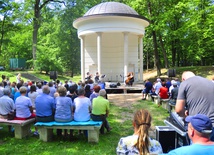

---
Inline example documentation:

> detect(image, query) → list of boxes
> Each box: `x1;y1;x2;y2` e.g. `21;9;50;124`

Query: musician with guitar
125;72;134;86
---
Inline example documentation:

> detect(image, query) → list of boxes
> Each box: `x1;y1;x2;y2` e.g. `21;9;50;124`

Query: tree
32;0;65;61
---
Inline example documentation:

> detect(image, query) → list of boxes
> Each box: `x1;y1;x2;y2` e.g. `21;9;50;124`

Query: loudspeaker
156;126;176;153
167;69;176;77
50;71;57;80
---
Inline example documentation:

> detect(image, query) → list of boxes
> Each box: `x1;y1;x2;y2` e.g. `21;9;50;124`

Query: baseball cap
185;114;213;133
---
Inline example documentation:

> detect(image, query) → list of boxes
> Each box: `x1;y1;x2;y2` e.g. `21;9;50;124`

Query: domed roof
84;2;139;17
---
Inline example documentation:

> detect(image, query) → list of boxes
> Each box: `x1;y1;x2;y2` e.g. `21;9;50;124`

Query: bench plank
35;121;102;143
0;118;35;139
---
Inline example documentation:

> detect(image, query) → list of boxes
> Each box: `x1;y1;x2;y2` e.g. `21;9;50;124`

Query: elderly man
91;89;111;134
175;71;214;140
35;85;55;122
160;114;214;155
0;88;15;119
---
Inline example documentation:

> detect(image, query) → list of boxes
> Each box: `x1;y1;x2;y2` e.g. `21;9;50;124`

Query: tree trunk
148;0;161;76
32;0;41;61
171;40;176;67
159;34;169;68
152;31;161;76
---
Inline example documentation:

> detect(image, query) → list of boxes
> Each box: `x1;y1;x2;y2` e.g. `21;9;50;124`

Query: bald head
182;71;195;81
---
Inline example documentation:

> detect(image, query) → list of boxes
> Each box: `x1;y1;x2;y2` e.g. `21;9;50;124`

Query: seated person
159;82;169;100
15;86;35;120
35;85;55;122
84;85;92;98
0;88;15;119
28;85;39;109
125;72;134;86
66;86;78;102
73;88;91;122
89;85;101;103
54;86;73;122
160;114;214;155
15;86;38;135
94;72;100;83
91;89;111;134
169;81;178;106
150;79;162;101
116;109;163;154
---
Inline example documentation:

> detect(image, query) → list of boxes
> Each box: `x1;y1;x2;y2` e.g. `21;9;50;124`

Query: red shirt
159;87;169;99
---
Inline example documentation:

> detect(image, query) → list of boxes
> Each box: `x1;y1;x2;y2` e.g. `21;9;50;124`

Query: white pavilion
73;2;149;83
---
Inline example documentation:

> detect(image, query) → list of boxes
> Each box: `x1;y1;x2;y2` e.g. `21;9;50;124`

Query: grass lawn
0;99;168;155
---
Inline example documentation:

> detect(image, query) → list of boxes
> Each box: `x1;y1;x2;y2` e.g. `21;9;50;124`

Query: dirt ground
108;93;156;138
108;93;142;108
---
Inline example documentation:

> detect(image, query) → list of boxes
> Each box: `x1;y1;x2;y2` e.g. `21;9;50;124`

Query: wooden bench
35;120;102;143
0;118;35;139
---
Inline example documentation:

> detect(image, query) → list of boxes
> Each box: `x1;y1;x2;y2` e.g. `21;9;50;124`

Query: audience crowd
1;71;214;154
0;73;110;137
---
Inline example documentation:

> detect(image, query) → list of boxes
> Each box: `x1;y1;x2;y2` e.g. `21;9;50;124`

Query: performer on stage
125;72;134;86
85;72;92;81
94;72;100;83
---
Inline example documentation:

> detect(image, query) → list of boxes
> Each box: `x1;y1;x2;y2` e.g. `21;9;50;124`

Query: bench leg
88;129;99;143
14;124;31;139
39;127;53;142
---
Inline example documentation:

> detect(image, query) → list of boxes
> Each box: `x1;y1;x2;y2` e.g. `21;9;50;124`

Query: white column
139;35;143;81
80;35;85;82
123;32;129;83
97;32;102;75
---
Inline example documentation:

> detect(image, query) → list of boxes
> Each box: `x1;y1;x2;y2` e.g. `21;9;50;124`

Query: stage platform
105;82;144;94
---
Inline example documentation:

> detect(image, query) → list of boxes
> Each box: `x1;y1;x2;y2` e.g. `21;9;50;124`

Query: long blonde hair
133;109;151;155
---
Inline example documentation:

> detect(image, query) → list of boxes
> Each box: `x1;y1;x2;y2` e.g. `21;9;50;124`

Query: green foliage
0;0;214;73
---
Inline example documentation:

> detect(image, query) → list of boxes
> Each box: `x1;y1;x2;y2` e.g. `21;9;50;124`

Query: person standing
142;79;153;100
16;73;21;84
160;114;214;155
175;71;214;141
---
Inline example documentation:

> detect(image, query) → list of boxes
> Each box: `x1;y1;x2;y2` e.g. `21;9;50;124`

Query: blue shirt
160;143;214;155
15;96;32;118
14;92;21;101
0;95;15;115
35;93;55;117
49;86;56;97
145;81;153;92
54;96;73;121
